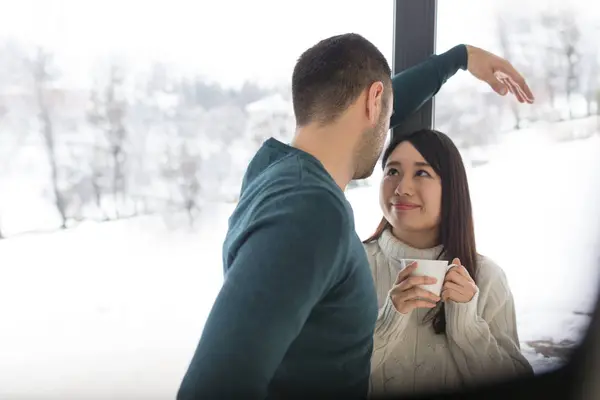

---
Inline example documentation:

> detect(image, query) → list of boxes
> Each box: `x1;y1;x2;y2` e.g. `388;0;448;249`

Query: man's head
292;33;393;180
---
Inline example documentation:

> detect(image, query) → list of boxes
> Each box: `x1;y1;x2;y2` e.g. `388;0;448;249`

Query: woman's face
380;141;442;236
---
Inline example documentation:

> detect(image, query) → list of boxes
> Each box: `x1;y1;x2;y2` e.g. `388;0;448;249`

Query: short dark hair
291;33;392;126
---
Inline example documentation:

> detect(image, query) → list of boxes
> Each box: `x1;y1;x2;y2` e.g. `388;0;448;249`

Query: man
177;34;533;400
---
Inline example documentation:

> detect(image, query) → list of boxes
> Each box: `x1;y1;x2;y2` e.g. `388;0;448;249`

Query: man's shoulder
255;157;349;215
264;153;338;187
269;182;351;229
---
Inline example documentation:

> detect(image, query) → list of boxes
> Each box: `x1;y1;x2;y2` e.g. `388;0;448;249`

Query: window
434;0;600;373
0;1;393;398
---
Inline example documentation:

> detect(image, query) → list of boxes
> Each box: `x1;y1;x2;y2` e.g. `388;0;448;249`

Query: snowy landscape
0;121;599;399
0;0;599;398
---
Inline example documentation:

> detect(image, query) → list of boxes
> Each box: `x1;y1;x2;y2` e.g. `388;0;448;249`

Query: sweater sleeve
390;44;468;129
445;260;533;386
364;247;412;373
176;190;349;400
370;291;412;372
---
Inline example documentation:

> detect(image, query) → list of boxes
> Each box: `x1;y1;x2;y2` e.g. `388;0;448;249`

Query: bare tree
162;142;202;227
542;47;560;113
87;63;129;219
31;47;68;229
496;15;523;129
560;16;582;120
90;144;110;220
162;101;206;226
583;51;599;117
541;11;582;120
86;89;111;219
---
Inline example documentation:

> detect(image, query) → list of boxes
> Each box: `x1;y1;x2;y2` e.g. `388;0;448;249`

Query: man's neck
291;122;359;191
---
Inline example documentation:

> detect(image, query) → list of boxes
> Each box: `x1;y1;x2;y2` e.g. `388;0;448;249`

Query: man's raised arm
390;44;534;129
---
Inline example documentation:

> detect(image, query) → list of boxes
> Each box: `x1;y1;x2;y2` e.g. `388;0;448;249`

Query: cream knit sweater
365;228;533;396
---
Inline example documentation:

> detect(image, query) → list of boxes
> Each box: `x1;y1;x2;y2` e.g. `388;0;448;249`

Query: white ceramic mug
400;259;452;296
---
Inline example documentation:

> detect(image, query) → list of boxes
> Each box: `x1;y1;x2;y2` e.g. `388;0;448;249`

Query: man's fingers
488;76;509;97
494;69;535;103
520;80;535;103
504;67;534;103
489;72;525;102
502;76;526;103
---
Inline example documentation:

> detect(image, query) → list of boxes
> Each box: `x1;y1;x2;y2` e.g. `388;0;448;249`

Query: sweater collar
377;227;445;263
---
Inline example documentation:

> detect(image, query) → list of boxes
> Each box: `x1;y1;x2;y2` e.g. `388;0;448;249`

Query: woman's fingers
407;299;437;309
394;285;441;303
445;267;472;284
396;261;446;285
442;281;467;296
397;274;438;291
395;261;417;284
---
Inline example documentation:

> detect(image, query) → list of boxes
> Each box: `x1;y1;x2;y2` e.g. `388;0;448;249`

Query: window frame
392;0;437;140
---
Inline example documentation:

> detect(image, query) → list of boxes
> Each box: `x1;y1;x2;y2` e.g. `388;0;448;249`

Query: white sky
0;0;594;88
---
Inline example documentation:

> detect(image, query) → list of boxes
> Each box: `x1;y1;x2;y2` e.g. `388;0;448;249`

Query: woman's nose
394;176;414;196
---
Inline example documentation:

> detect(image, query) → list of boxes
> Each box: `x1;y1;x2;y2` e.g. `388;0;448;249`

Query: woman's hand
442;258;478;303
391;262;441;314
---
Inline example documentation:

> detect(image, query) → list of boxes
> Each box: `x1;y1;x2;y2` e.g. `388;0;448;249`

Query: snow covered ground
0;131;599;399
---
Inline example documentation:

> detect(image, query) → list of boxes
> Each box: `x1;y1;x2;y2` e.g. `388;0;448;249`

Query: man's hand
466;45;535;104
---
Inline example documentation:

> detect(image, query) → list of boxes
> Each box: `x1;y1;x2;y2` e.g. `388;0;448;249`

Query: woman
364;129;533;396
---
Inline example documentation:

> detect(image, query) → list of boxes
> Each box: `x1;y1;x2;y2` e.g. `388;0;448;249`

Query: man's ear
366;81;385;125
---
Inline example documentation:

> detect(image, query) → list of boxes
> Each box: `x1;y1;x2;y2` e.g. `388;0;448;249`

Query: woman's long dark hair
364;129;478;335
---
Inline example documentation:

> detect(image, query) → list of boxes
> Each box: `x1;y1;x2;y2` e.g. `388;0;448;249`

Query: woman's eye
415;169;431;178
386;168;399;176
